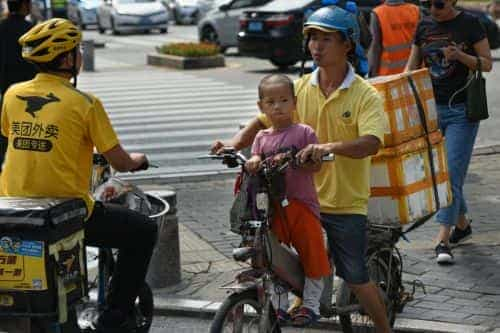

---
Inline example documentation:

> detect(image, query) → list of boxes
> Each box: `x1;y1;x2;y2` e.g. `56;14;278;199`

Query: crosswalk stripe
115;117;251;133
103;95;257;111
108;103;256;118
79;69;253;179
110;110;256;125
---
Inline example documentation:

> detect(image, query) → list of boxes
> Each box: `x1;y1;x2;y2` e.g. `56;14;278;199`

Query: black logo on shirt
342;111;351;118
16;93;60;118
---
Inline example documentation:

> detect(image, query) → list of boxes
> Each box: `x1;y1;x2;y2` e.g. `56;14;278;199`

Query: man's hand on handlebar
297;143;334;164
130;153;149;172
211;140;233;155
245;155;262;174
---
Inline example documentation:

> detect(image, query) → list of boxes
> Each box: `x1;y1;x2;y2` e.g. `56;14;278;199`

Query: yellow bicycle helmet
19;18;81;63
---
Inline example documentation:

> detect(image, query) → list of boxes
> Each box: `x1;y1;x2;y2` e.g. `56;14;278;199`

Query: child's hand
272;153;287;165
245;156;262;174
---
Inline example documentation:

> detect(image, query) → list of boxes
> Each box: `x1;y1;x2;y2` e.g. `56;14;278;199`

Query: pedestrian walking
0;0;37;168
213;6;392;333
368;0;420;76
406;0;492;264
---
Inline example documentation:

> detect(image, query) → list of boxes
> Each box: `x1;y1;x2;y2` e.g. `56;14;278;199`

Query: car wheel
111;17;120;35
270;57;298;70
97;18;105;33
201;25;220;45
160;27;167;33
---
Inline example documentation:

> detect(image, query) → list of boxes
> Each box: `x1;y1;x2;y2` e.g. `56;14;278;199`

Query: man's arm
405;45;422;71
297;135;381;163
102;144;147;172
211;117;265;153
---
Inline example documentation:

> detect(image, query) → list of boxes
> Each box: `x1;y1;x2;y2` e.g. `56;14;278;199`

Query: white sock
302;277;324;315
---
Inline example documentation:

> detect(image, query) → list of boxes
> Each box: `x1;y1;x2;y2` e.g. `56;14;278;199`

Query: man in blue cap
212;6;391;332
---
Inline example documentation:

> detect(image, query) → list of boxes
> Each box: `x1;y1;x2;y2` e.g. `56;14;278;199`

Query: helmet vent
53;38;67;42
67;32;78;37
25;35;51;48
32;48;50;57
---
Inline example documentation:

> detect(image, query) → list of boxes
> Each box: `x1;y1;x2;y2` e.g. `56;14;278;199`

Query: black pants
85;202;158;314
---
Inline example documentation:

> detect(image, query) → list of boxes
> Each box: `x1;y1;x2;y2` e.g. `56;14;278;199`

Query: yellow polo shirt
0;73;119;216
258;66;385;215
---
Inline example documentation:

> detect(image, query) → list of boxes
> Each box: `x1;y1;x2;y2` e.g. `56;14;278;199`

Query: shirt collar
35;73;72;84
309;63;356;90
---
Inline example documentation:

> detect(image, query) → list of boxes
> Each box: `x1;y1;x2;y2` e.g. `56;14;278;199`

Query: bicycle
202;148;422;333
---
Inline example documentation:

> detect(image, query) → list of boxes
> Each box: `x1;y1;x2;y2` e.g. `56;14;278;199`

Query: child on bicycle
245;74;331;327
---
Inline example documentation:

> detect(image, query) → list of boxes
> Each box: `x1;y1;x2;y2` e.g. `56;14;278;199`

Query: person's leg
287;201;330;316
321;214;391;333
85;203;158;317
435;104;478;247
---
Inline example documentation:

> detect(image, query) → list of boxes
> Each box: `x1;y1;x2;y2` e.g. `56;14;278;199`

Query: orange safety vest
373;3;420;75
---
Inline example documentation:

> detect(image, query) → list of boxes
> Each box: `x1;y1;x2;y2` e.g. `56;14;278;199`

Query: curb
151;296;489;333
472;144;500;156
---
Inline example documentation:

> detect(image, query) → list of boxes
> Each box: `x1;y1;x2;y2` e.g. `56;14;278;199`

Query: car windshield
118;0;157;4
258;0;317;10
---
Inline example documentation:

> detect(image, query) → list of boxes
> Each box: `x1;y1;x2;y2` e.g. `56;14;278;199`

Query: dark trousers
85;202;158;314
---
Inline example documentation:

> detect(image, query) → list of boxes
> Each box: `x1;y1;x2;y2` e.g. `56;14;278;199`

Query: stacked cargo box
368;69;452;226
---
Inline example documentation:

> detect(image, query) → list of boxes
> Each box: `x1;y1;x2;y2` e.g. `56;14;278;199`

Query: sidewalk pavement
140;151;500;333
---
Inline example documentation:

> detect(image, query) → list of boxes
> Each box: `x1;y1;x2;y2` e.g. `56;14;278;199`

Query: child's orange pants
271;199;331;279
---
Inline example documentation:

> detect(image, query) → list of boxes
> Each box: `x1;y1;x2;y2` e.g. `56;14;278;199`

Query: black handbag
465;57;489;122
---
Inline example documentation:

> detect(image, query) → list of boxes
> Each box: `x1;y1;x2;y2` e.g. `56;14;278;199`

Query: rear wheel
210;289;280;333
270;57;298;70
111;18;120;35
336;254;397;332
201;25;221;47
160;27;167;33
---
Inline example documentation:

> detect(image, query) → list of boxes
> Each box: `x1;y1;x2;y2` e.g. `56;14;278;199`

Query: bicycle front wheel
209;289;280;333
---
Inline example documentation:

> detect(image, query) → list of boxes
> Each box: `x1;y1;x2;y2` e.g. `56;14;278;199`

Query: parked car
197;0;272;52
238;0;321;69
163;0;213;24
68;0;100;28
97;0;169;34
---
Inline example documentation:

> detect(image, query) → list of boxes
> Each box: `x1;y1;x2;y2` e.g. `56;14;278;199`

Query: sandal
291;306;319;327
276;309;291;325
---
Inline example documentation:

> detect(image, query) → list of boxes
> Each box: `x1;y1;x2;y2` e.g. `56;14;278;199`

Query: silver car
97;0;169;34
197;0;271;52
68;0;100;29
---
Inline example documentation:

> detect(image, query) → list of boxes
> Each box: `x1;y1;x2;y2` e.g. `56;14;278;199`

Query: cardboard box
369;131;452;225
369;68;438;147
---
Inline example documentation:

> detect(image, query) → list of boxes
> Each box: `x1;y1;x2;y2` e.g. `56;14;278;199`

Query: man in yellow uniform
212;6;391;332
1;18;157;333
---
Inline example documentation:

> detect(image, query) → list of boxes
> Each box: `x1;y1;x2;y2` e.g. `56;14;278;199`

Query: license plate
248;21;263;32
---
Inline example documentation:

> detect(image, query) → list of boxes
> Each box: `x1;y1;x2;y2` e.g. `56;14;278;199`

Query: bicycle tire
209;289;280;333
335;255;396;333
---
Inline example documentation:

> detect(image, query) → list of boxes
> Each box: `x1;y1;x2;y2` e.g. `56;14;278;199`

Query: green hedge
156;42;220;57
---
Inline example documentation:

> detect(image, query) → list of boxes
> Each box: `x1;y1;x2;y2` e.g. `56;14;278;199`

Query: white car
67;0;100;29
197;0;272;52
97;0;169;34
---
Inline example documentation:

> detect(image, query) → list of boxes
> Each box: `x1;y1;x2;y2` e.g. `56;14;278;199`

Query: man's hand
211;140;232;155
130;152;148;171
298;143;333;164
245;155;262;174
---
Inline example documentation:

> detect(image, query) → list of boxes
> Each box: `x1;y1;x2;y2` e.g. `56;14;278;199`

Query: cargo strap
404;76;441;234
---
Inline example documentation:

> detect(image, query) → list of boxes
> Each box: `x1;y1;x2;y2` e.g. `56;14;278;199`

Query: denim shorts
320;213;369;284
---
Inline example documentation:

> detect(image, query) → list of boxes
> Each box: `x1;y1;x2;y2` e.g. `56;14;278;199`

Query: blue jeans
436;103;479;226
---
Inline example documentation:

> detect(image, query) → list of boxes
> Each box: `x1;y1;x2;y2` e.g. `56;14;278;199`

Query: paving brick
414;301;460;312
437;289;483;300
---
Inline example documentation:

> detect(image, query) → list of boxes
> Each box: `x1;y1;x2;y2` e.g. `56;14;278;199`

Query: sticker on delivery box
0;237;43;257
